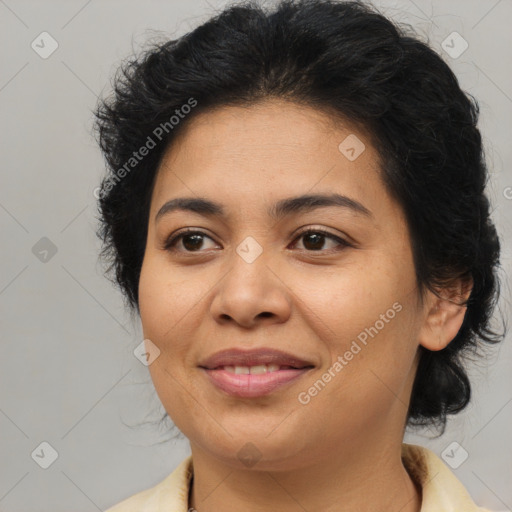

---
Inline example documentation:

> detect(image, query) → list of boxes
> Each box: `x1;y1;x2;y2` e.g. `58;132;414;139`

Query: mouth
198;347;315;370
198;348;315;398
210;363;308;374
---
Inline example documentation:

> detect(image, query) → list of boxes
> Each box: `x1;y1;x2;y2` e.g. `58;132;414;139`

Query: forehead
149;99;400;228
166;99;369;159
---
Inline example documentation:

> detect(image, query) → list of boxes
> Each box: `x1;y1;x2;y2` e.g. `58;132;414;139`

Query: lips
198;348;315;370
198;348;315;398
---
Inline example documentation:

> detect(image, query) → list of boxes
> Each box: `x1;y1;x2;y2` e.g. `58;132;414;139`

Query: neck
188;436;421;512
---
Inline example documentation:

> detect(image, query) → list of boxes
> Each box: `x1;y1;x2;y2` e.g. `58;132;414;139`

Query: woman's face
138;99;433;469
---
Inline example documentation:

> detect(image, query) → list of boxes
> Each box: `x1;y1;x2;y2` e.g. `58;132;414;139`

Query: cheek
298;258;419;398
298;258;402;347
138;255;207;342
138;258;206;432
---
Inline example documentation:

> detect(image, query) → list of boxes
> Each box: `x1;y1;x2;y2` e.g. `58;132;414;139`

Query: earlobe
418;277;473;352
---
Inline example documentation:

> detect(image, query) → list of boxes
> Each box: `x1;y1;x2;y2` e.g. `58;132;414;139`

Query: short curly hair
94;0;505;432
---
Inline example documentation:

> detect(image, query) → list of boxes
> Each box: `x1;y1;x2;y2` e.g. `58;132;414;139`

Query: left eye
163;228;350;253
290;228;350;252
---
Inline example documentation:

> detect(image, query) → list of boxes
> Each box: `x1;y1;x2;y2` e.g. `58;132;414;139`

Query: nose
209;247;292;329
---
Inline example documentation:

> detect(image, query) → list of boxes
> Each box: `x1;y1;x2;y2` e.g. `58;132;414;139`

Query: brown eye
163;227;350;254
164;230;218;252
291;229;350;252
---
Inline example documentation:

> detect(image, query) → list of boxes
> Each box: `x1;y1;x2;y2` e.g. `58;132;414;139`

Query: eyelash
163;227;351;254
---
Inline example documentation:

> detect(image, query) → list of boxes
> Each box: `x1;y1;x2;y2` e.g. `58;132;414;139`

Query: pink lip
198;348;315;398
201;367;312;398
198;348;314;370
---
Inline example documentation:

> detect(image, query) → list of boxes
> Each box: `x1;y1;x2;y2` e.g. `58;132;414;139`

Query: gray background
1;0;511;510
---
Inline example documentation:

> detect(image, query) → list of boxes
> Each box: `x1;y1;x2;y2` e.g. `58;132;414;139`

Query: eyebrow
155;193;373;223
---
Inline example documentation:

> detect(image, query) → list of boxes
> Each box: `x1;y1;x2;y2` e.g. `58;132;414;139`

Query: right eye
163;229;219;253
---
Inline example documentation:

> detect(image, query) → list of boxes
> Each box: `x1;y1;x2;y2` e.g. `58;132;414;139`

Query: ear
417;277;473;351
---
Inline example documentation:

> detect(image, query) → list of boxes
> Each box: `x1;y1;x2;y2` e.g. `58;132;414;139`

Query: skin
138;99;471;512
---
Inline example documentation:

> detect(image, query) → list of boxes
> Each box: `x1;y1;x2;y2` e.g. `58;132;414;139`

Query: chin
188;419;318;471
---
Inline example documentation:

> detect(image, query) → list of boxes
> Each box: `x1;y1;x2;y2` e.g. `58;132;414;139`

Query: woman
95;0;505;510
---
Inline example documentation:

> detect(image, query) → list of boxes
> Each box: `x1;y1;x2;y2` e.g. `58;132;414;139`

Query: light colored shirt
105;443;493;511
